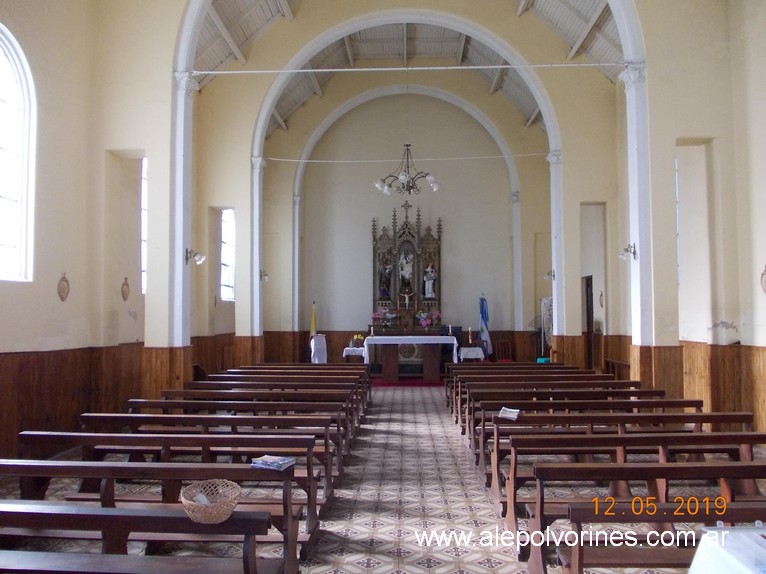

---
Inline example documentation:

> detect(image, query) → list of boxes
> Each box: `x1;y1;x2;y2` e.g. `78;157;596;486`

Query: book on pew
250;455;297;470
498;407;521;421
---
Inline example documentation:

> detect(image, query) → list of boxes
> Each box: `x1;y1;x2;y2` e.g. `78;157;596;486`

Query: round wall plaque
57;273;70;302
121;277;130;301
760;266;766;295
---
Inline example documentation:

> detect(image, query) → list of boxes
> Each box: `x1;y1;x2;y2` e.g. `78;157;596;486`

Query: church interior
1;1;765;572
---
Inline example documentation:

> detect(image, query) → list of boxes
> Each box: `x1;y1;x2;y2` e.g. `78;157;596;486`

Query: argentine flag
479;296;493;356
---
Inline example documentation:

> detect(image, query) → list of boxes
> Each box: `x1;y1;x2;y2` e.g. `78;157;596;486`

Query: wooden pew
126;398;350;466
457;379;644;431
159;388;361;437
495;430;766;539
0;502;274;574
561;500;766;573
0;458;291;573
203;373;369;410
527;461;766;574
444;363;577;407
17;432;318;565
76;413;335;501
470;397;704;479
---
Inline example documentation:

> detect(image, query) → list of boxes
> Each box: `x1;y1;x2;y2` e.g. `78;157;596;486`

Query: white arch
288;84;523;330
171;1;649;347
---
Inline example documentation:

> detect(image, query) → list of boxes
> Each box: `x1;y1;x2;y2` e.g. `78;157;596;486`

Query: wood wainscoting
191;334;235;378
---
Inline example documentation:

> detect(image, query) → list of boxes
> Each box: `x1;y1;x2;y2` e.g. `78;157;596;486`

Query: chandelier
374;144;439;195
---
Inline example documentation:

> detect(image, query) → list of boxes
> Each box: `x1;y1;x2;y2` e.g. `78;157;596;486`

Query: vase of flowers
416;310;441;331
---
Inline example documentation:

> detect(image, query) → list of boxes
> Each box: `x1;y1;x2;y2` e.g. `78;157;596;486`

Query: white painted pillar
146;72;196;347
547;150;565;335
620;63;659;345
249;156;266;337
511;189;525;330
292;194;301;332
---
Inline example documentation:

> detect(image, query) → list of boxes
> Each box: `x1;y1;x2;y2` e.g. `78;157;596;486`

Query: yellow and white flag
310;300;317;337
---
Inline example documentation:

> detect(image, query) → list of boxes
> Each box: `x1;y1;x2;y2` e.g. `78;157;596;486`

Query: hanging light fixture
374;144;439;195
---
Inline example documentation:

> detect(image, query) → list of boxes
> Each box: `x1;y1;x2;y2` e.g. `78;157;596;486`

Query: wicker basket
180;479;241;524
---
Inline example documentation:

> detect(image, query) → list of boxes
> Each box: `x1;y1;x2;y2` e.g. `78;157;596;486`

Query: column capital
173;72;199;97
546;150;562;165
619;63;646;90
251;156;267;172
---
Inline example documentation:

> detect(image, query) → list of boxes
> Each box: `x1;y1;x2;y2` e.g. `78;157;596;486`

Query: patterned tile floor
2;386;761;573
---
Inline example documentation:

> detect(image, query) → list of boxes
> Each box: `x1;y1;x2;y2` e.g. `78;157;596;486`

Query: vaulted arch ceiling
193;0;623;137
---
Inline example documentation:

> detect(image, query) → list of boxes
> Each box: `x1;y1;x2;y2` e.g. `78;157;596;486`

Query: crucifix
401;200;412;220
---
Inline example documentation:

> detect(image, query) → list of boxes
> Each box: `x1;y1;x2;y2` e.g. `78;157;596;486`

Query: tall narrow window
140;157;148;294
0;24;36;281
220;209;235;301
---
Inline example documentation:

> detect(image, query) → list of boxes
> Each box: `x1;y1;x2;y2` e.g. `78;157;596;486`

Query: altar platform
363;335;458;383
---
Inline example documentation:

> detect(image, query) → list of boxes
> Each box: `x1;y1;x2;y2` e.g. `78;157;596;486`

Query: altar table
363;335;458;382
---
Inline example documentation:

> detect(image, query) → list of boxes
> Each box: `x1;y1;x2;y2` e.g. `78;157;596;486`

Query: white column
292;194;301;332
146;72;196;347
511;189;525;330
547;150;565;336
620;63;660;346
249;156;266;337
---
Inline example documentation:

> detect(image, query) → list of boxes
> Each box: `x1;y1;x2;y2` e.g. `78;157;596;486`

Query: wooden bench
495;430;766;537
458;381;649;432
76;414;334;500
527;461;766;574
0;459;292;573
126;398;351;465
560;500;766;574
444;363;577;408
16;432;316;565
470;397;703;479
159;388;361;437
204;373;369;410
0;501;274;574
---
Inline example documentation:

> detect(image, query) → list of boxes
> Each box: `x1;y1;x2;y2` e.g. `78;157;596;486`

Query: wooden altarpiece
371;201;442;331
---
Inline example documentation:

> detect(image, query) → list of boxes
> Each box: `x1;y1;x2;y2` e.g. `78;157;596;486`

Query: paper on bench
499;407;520;421
251;455;297;470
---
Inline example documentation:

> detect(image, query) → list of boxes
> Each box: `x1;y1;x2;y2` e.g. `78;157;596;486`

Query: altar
364;335;458;382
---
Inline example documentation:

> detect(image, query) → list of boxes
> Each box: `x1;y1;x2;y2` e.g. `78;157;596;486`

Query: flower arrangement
351;333;365;348
416;310;441;328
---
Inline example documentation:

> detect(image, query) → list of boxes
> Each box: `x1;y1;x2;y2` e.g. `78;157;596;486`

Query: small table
342;347;365;362
459;346;485;362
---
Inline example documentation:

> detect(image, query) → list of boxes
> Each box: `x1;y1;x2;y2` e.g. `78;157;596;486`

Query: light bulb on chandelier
374;144;439;196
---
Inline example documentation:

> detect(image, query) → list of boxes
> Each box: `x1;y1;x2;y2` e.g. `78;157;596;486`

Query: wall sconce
619;243;637;261
185;249;206;266
260;270;270;282
543;270;555;281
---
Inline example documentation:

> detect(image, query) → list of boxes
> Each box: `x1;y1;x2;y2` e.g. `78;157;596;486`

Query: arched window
0;24;36;281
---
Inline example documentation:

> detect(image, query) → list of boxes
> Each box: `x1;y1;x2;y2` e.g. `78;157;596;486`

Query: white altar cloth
459;346;485;362
363;335;458;364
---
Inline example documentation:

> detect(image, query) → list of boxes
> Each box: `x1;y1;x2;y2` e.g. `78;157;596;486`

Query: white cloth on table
688;528;766;574
459;347;485;362
362;335;458;364
342;346;365;358
310;334;327;364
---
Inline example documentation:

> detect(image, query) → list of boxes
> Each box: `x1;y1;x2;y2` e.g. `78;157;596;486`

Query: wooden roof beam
344;36;355;67
456;33;466;65
489;62;505;94
567;0;608;60
272;109;287;131
208;6;246;64
525;108;541;128
306;64;323;98
517;0;534;17
276;0;294;21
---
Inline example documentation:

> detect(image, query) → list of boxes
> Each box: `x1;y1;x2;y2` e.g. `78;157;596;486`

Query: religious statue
378;254;392;300
423;263;437;299
398;248;414;289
